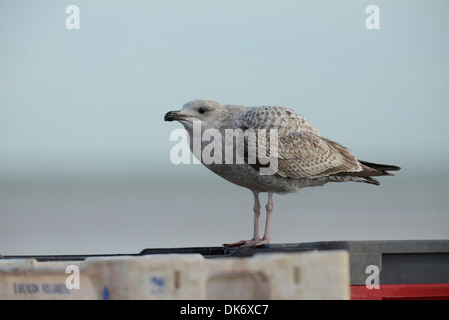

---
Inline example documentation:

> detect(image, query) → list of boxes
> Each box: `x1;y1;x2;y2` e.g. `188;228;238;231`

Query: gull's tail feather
333;160;401;185
358;160;401;175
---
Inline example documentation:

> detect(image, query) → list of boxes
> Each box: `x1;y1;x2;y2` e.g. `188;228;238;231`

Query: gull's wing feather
234;106;362;178
234;106;319;136
275;132;362;178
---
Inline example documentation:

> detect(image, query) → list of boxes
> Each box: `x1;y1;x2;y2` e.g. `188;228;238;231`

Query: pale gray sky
1;0;448;181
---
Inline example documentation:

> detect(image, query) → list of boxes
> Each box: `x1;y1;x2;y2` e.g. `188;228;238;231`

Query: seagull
164;100;400;248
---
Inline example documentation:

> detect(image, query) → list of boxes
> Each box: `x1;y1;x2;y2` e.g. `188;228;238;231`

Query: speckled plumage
165;99;400;247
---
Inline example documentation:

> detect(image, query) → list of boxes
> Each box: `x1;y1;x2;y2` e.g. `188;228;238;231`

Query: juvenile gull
164;100;400;248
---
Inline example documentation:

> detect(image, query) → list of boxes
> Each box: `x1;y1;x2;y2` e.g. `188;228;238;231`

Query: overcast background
1;0;448;255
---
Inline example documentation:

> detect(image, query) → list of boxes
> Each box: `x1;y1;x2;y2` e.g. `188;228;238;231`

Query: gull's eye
198;107;206;114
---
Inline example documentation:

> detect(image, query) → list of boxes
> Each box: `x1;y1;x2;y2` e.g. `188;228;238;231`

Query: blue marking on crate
103;286;110;300
151;277;165;294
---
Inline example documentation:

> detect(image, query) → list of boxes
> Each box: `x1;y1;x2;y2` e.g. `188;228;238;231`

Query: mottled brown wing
234;106;362;178
275;132;362;178
234;106;319;135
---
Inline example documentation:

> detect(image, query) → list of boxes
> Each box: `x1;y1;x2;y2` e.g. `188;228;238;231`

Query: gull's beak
164;110;182;122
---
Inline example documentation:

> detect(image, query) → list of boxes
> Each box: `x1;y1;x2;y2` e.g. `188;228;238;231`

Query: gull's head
164;99;228;131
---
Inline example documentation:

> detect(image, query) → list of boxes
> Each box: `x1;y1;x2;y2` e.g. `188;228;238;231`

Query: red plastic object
351;283;449;300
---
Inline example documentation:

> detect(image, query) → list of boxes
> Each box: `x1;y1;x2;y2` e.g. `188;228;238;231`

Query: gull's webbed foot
223;237;269;248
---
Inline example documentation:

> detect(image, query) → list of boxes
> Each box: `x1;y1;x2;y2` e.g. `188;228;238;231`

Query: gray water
1;171;448;255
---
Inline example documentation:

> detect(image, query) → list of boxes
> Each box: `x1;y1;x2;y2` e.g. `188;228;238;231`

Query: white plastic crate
205;251;350;300
84;250;349;299
85;254;206;299
0;259;96;300
0;250;350;300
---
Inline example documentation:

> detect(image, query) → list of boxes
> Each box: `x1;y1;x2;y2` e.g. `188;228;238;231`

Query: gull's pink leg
251;190;261;241
223;190;261;247
223;191;273;248
255;192;273;247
